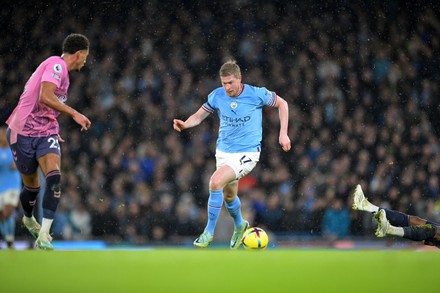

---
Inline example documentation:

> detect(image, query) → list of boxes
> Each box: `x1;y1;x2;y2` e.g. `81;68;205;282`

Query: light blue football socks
205;190;223;234
0;214;15;244
225;195;243;229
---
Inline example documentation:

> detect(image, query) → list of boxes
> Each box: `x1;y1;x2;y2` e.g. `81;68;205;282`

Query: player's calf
20;186;40;217
42;170;61;220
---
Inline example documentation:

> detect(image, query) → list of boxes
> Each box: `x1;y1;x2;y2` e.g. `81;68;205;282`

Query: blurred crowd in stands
1;0;440;244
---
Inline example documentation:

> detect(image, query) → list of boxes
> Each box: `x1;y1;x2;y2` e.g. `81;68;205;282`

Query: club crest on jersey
53;64;62;73
56;94;67;103
230;101;238;109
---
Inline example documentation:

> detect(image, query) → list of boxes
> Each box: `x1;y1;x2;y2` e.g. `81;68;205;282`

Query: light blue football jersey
202;84;277;153
0;147;21;192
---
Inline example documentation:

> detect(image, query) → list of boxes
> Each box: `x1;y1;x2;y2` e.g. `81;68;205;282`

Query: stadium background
1;0;440;248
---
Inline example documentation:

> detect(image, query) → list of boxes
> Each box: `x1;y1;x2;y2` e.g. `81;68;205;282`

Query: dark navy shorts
6;128;61;175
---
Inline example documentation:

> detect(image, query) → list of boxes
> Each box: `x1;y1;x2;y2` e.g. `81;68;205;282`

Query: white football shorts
215;149;260;180
0;189;20;210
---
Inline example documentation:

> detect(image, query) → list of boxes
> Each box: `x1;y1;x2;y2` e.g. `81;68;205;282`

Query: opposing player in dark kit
5;33;91;250
352;184;440;248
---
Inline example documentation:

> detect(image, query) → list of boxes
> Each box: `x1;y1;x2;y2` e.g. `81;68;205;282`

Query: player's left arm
273;95;291;152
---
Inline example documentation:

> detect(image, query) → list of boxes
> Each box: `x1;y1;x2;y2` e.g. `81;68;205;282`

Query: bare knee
21;173;40;188
435;228;440;241
223;193;236;203
409;215;427;226
209;176;224;191
1;205;14;218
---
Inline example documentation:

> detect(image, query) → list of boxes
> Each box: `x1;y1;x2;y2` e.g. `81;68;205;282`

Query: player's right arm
173;107;210;132
40;81;91;131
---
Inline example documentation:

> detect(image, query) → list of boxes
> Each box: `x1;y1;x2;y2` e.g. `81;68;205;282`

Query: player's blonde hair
219;60;241;78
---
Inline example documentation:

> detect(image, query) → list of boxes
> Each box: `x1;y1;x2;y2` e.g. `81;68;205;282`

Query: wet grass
0;248;438;292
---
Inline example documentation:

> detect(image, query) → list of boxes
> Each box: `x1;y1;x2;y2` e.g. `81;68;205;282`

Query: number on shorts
239;155;252;165
48;137;60;150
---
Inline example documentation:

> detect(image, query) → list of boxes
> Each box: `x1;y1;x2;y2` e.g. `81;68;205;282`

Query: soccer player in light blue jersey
174;60;291;248
0;127;22;249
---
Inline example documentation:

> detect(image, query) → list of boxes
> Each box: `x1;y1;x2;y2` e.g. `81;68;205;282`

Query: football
241;227;269;250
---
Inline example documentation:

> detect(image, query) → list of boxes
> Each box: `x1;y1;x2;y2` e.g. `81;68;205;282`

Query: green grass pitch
1;248;438;292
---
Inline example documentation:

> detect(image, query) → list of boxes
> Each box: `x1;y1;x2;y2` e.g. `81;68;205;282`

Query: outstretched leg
352;184;379;213
193;164;236;248
375;209;438;243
